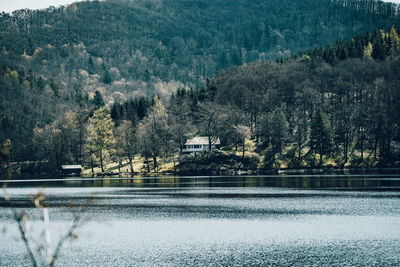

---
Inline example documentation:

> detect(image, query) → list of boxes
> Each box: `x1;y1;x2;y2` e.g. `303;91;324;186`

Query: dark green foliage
49;78;59;96
195;28;400;167
37;77;45;92
270;109;289;155
0;0;398;101
110;103;122;126
300;26;400;64
92;90;105;108
1;1;400;170
103;70;112;84
310;108;332;167
263;149;277;169
110;96;153;126
372;32;386;60
177;150;260;174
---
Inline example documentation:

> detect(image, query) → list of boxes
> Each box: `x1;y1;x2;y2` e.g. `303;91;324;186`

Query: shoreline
2;166;400;180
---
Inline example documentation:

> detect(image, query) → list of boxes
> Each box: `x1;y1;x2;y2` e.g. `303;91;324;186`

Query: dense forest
1;0;400;172
0;0;399;100
114;26;400;171
1;26;400;173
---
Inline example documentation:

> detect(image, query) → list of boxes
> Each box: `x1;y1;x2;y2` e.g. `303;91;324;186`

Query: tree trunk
145;155;150;172
173;156;176;175
242;138;245;160
90;153;94;174
254;113;258;140
79;129;83;165
319;142;323;167
319;152;323;167
100;150;104;172
297;130;302;161
153;156;158;172
128;157;134;174
360;135;364;162
250;113;254;136
343;130;349;164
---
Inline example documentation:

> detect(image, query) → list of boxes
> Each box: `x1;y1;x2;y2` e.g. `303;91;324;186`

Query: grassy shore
82;140;399;177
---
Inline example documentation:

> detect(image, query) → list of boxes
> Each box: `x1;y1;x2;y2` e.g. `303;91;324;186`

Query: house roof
61;165;82;169
185;136;221;145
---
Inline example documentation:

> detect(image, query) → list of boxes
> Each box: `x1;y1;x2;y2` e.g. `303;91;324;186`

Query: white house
182;136;221;153
61;165;82;175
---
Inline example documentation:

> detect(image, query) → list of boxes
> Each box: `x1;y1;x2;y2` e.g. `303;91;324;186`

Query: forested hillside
1;0;400;170
98;26;400;170
2;27;399;172
199;27;400;168
0;0;399;102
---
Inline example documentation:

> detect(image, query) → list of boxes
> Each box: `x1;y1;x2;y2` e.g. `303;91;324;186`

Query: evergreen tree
136;98;146;120
270;108;289;155
310;108;332;167
37;77;45;92
111;102;122;126
103;70;112;84
93;90;105;108
372;33;385;60
49;78;59;96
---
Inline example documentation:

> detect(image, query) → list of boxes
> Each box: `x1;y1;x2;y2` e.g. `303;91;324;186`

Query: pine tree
37;77;45;92
310;108;332;167
93;90;105;108
270;108;288;155
111;102;121;126
372;32;385;60
103;70;112;84
49;78;59;96
338;47;348;60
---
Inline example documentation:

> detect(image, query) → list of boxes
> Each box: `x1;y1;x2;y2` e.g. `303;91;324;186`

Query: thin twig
48;205;88;267
13;211;37;267
3;186;38;267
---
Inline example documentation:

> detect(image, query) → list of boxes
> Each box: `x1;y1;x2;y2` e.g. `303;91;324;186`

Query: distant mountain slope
0;0;399;103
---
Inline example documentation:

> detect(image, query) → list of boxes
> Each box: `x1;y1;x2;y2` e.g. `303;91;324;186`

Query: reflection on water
2;172;400;190
1;172;400;266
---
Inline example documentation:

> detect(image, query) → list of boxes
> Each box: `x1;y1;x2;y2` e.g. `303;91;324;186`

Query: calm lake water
1;172;400;266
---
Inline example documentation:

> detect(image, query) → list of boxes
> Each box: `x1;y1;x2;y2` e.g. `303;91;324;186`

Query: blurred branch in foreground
2;179;91;267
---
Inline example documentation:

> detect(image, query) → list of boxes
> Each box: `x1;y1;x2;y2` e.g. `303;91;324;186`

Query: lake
1;172;400;266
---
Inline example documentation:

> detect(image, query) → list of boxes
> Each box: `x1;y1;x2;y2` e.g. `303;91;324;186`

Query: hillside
2;27;399;171
1;0;400;166
204;27;400;168
0;0;399;102
115;26;400;172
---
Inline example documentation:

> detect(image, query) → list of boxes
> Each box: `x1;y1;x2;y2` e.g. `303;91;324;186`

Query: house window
194;145;201;149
